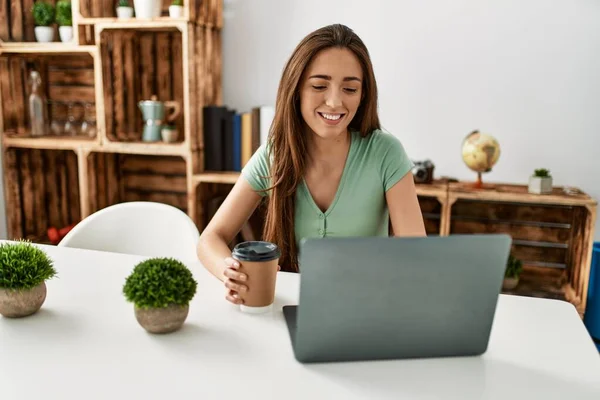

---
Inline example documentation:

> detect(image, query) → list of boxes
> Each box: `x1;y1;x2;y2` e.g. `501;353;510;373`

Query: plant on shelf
56;1;73;43
123;257;197;334
528;168;553;195
116;0;134;19
0;240;57;318
502;254;523;290
32;1;56;43
169;0;184;18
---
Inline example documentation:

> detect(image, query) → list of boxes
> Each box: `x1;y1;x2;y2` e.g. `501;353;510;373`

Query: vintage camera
412;160;435;184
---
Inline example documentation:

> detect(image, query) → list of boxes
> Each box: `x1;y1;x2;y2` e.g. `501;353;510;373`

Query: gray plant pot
134;304;189;334
0;282;47;318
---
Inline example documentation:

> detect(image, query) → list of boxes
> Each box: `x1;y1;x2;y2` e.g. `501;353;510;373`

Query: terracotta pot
134;304;189;333
0;282;47;318
502;277;519;290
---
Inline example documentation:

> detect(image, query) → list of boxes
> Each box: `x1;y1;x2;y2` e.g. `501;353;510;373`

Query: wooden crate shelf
2;147;80;241
0;51;100;140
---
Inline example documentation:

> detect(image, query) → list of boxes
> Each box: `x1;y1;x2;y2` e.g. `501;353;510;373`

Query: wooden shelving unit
0;0;223;244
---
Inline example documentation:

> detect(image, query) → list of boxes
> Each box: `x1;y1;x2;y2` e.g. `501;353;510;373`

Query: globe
461;130;501;188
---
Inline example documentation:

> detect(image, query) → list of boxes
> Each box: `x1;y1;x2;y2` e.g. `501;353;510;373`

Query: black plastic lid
232;241;281;262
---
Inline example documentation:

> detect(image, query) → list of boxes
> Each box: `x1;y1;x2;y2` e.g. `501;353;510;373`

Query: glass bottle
28;71;47;137
80;102;97;138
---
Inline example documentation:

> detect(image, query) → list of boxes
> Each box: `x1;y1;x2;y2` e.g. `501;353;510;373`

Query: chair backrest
58;202;200;262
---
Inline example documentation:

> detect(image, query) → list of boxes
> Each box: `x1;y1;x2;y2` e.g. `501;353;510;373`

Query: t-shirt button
318;214;324;219
318;229;324;235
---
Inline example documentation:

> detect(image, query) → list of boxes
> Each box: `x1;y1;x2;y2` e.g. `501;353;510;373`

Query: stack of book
203;105;275;171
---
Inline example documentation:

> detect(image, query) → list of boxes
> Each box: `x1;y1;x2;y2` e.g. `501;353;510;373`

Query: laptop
283;234;512;363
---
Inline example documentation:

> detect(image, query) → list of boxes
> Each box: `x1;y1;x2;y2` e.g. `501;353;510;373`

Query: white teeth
321;113;342;121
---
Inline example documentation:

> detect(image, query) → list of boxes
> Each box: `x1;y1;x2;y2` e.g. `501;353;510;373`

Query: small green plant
123;257;197;309
56;1;72;26
32;2;56;26
534;168;551;178
172;0;183;5
0;240;57;290
117;0;130;7
505;254;523;279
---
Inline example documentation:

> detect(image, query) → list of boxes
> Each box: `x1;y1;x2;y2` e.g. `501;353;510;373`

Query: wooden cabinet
420;181;597;317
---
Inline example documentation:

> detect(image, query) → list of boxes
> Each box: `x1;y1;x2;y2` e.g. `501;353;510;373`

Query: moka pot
138;95;180;142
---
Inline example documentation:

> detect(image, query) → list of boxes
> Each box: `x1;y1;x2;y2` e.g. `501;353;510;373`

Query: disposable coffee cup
231;241;280;314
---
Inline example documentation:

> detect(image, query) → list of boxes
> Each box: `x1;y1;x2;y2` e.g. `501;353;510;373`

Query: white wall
222;0;600;240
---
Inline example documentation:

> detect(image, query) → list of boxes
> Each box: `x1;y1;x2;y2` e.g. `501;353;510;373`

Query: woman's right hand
223;257;248;305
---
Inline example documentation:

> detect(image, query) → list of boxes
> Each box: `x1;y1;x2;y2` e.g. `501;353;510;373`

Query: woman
197;24;426;304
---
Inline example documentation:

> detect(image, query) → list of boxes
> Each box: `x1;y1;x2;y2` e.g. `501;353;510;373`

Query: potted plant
0;241;57;318
502;254;522;290
169;0;184;18
161;124;178;143
528;168;553;194
116;0;134;19
133;0;162;19
123;257;197;334
32;2;55;42
56;0;73;42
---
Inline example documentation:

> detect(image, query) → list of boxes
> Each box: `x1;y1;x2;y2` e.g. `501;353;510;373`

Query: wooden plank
30;149;47;235
57;151;70;227
451;200;574;225
0;0;9;41
214;28;222;104
112;32;127;140
451;219;572;244
48;69;95;85
171;32;184;139
48;85;96;104
105;153;120;206
10;0;23;42
123;174;187;192
44;150;61;228
0;57;17;132
47;55;94;69
123;32;137;140
579;205;597;312
205;26;213;104
10;57;26;133
92;0;103;19
96;152;107;209
22;0;35;42
20;150;35;236
124;190;187;210
79;0;90;18
120;154;187;175
3;149;24;239
512;243;567;267
87;153;98;213
66;150;80;223
101;31;115;141
139;33;155;100
156;32;172;101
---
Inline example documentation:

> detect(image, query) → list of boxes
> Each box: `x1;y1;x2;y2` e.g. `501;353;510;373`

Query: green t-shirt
241;129;413;245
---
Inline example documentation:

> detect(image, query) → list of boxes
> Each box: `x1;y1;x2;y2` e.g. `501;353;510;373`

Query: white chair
58;201;200;262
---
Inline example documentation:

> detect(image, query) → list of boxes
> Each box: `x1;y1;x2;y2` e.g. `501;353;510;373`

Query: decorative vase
34;26;54;42
502;277;519;290
528;176;552;194
161;126;178;143
58;26;73;42
169;5;184;18
0;282;47;318
134;304;189;334
116;6;134;19
133;0;162;19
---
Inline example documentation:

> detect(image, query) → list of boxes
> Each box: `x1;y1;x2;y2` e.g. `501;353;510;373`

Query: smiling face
298;47;364;141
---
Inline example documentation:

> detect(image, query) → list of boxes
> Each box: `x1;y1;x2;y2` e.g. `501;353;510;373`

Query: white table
1;243;599;400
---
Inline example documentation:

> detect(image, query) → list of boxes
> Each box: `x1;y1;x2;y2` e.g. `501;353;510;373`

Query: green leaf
0;240;57;289
32;2;55;26
122;257;197;309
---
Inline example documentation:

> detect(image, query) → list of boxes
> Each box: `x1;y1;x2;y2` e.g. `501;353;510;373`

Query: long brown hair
262;24;381;272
